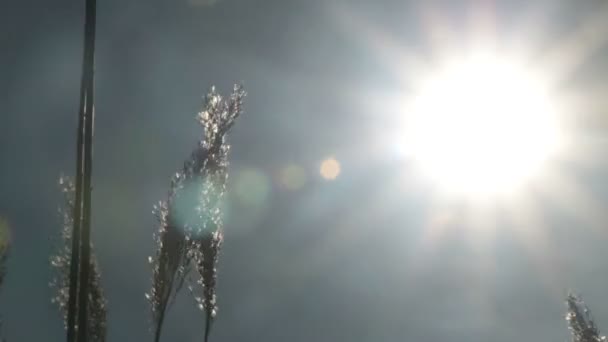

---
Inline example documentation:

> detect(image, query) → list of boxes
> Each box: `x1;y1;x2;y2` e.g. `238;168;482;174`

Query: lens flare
320;157;341;180
234;168;271;206
279;164;307;190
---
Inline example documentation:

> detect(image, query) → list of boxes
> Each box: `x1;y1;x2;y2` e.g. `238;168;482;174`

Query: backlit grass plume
566;293;607;342
50;176;107;342
148;84;246;342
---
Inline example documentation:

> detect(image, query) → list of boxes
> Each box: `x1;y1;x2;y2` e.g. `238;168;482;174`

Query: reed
51;177;107;342
566;293;607;342
147;84;246;342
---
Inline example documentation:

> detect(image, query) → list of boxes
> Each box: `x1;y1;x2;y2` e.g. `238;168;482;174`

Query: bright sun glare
402;51;563;198
332;1;608;298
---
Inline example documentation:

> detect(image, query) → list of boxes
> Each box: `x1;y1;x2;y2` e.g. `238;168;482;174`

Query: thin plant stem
76;0;97;340
66;0;96;339
66;77;84;342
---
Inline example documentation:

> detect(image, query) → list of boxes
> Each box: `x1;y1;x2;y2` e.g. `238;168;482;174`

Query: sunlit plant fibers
50;176;107;342
566;293;607;342
147;84;246;342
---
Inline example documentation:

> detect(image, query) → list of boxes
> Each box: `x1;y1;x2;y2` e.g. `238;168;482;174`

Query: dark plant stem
66;0;97;340
204;312;212;342
66;68;85;342
153;290;170;342
153;267;175;342
76;0;97;341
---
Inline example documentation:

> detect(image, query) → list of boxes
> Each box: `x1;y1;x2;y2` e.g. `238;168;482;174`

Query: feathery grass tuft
147;200;189;342
566;293;607;342
148;84;245;342
50;176;107;342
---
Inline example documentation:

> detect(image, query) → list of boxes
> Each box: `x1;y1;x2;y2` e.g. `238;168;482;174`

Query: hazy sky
1;0;608;341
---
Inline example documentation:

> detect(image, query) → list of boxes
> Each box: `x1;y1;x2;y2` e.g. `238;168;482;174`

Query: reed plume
50;176;107;342
566;293;607;342
148;84;246;342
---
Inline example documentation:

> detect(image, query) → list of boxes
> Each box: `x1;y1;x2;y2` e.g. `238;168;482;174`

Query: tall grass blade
76;0;98;339
67;0;97;340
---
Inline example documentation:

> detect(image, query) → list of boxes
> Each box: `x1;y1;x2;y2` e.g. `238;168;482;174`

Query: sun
401;50;564;199
327;1;608;304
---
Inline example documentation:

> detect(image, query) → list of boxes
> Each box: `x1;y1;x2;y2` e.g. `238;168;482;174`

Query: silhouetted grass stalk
67;0;97;340
76;0;97;339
